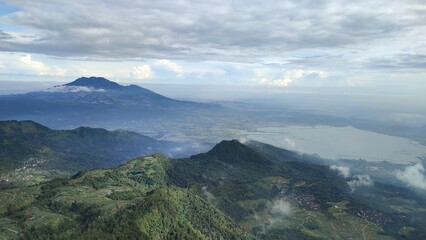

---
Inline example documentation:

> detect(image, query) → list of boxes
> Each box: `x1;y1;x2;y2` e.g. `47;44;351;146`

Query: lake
244;125;426;164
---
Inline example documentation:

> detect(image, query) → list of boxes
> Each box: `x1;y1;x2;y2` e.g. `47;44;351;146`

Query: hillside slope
1;140;425;239
0;154;252;239
0;120;193;187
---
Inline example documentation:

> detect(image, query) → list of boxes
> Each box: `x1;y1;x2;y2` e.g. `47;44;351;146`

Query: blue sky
0;0;425;92
0;2;18;16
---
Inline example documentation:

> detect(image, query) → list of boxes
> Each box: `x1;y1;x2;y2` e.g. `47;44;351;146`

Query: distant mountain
0;120;205;187
0;77;218;131
1;140;425;239
65;76;122;89
30;76;181;105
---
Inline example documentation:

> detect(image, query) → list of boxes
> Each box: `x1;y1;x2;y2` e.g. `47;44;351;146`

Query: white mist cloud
253;198;293;234
347;175;373;192
283;138;296;149
257;69;326;87
155;59;184;76
270;199;292;216
20;54;66;76
264;199;293;227
330;165;351;178
396;163;426;190
201;186;215;202
130;65;153;80
257;69;303;87
43;85;106;93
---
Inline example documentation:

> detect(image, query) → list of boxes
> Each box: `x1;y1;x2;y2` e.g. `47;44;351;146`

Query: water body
245;125;426;164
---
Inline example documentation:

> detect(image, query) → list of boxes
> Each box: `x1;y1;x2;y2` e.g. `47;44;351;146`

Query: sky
0;0;425;91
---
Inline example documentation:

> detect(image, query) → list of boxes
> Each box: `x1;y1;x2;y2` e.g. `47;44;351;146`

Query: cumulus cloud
330;165;351;178
155;59;184;76
396;163;426;190
258;69;326;87
19;54;66;76
347;175;373;192
130;65;153;80
257;69;302;87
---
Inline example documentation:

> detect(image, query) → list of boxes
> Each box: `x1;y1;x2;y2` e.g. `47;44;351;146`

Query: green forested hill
1;140;425;239
0;120;182;187
0;154;252;239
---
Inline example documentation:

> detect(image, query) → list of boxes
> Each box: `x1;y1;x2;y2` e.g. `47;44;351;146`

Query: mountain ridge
0;120;202;187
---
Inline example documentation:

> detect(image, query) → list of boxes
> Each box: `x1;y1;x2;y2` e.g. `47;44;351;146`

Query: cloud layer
0;0;425;87
1;1;425;62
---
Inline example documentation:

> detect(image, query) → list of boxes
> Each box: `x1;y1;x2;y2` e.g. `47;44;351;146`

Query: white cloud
257;69;302;87
330;165;351;178
155;59;184;76
43;85;106;93
347;175;373;192
283;138;296;149
201;186;215;202
253;198;293;233
270;199;292;216
130;65;153;80
2;0;424;63
396;163;426;190
257;69;326;87
19;54;66;76
1;1;425;87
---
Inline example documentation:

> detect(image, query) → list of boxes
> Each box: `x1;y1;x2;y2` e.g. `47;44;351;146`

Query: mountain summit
191;139;272;166
51;76;160;95
65;76;122;90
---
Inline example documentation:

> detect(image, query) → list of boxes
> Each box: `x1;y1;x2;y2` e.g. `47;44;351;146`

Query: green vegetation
0;153;252;239
0;120;176;187
1;137;426;239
